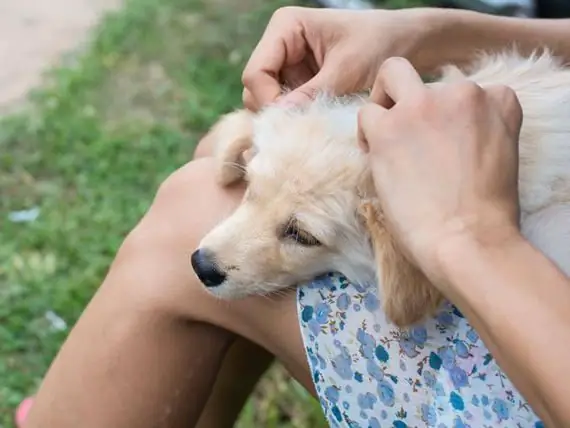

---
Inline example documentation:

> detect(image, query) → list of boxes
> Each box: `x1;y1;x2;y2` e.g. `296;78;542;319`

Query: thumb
277;71;334;107
357;103;388;154
278;52;359;106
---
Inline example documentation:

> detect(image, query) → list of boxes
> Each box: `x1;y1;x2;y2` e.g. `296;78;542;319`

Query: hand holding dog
358;57;524;289
241;7;430;111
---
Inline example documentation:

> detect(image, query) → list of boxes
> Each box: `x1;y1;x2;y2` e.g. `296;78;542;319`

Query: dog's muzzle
191;249;227;288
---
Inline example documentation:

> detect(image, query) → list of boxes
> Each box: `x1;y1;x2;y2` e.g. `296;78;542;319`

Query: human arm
242;6;570;109
437;229;570;428
415;8;570;72
358;57;570;426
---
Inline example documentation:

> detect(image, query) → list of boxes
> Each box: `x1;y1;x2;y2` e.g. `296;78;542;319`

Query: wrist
433;225;525;296
399;8;462;74
408;8;497;74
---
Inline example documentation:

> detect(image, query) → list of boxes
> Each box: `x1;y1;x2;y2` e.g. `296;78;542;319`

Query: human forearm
437;232;570;426
412;8;570;73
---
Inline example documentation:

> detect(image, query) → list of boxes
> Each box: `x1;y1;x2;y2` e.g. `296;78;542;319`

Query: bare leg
196;339;274;427
24;158;312;428
192;132;276;428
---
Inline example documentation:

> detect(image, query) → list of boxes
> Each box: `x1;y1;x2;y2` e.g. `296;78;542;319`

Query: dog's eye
282;222;321;247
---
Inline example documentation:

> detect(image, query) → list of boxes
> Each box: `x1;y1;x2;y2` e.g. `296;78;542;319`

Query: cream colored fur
196;51;570;327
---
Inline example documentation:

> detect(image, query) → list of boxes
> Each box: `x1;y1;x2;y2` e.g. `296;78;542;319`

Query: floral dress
297;272;543;428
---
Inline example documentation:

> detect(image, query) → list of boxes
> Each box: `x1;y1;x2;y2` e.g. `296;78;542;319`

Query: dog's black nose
191;249;226;288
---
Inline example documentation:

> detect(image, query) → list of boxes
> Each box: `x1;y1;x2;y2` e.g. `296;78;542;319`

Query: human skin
24;8;570;428
359;57;570;427
242;6;570;110
24;157;312;428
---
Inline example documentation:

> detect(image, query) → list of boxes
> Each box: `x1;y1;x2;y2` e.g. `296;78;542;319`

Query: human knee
192;131;217;159
154;157;245;221
118;157;246;319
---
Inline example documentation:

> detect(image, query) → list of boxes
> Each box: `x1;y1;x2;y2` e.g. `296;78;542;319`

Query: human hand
241;7;433;111
358;58;523;285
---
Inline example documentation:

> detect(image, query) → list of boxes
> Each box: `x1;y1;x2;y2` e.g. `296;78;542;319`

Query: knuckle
504;88;521;111
508;92;523;118
382;56;412;68
496;85;520;107
491;85;523;128
452;80;484;101
377;56;412;78
271;6;301;22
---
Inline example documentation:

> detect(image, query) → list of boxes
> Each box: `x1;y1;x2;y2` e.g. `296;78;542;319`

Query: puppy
191;51;570;328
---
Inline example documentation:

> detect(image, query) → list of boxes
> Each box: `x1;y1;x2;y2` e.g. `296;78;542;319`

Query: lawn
0;0;421;426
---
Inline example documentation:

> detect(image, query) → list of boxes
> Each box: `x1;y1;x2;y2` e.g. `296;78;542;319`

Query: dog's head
192;96;443;326
193;98;374;297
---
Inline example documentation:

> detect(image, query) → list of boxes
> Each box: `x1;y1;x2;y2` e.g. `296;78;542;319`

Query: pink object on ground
15;396;34;427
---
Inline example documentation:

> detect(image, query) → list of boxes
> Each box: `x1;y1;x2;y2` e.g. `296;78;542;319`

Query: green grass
0;0;333;425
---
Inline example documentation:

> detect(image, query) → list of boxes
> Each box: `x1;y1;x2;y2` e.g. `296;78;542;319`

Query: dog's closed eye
281;219;321;247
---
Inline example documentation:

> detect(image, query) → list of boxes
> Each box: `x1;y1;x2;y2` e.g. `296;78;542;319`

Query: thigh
27;157;313;428
196;286;313;392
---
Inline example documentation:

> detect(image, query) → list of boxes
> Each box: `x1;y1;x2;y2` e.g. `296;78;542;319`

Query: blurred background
0;0;569;426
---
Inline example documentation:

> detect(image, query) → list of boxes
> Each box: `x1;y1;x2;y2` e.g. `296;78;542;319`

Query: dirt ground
0;0;122;112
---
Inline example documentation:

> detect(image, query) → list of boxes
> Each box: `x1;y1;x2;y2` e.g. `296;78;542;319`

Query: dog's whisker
256;285;295;301
223;161;247;173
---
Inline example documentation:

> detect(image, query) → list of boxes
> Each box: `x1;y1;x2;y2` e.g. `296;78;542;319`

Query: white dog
191;51;570;327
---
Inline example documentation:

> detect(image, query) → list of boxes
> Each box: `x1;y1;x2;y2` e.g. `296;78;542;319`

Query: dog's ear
209;109;255;186
358;200;445;328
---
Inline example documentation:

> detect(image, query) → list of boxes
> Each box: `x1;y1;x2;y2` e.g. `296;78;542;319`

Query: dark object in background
535;0;570;17
437;0;535;17
310;0;570;18
308;0;374;8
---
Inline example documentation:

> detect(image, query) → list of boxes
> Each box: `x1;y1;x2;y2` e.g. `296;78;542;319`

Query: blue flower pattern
297;272;542;427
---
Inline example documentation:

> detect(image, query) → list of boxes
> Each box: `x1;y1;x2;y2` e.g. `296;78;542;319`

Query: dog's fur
194;51;570;327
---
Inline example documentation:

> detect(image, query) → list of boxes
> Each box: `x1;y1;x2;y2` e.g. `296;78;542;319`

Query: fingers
277;63;322;107
242;8;308;108
357;102;388;153
370;57;425;107
360;58;425;154
242;45;286;109
242;72;315;112
244;55;352;110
